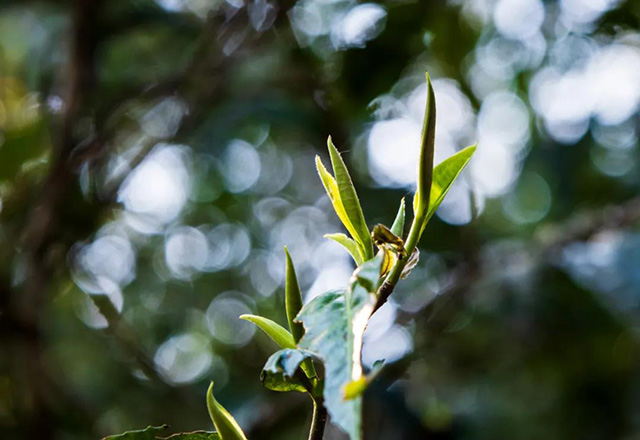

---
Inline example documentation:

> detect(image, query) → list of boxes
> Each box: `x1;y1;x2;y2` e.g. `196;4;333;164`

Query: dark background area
1;0;640;439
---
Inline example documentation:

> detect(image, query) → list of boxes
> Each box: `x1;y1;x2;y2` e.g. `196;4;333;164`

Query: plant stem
373;214;423;313
308;398;327;440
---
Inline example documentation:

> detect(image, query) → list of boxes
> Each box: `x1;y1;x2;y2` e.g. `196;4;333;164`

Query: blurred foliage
1;0;640;439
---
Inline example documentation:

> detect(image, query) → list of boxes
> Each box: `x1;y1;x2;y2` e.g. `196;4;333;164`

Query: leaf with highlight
424;145;477;226
324;233;364;265
326;137;373;261
315;155;360;250
296;256;383;440
239;315;295;349
206;382;248;440
390;198;405;238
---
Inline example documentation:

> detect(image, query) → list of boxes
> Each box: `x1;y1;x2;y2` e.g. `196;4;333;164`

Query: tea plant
104;73;476;440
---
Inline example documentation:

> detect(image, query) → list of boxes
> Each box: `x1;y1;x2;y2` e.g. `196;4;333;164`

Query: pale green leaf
239;315;295;349
424;144;477;226
326;137;373;261
315;155;361;251
260;348;317;393
102;425;169;440
296;256;383;440
206;382;248;440
390;198;405;238
324;233;364;265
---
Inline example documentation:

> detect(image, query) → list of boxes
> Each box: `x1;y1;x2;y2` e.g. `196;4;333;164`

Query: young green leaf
343;360;385;401
260;348;317;394
390;198;405;238
326;137;374;261
324;233;364;265
284;247;304;343
296;256;383;440
424;144;477;226
315;155;362;258
206;382;248;440
102;425;169;440
413;72;436;219
239;315;295;349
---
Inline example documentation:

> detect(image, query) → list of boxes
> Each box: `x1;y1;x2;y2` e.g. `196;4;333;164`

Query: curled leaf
371;224;406;259
400;248;420;280
206;382;248;440
260;348;317;394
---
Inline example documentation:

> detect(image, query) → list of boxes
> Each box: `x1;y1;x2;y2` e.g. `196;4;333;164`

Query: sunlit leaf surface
296;256;383;440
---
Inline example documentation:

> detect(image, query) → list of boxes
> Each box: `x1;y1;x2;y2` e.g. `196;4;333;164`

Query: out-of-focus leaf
390;198;406;238
343;360;384;401
400;248;420;280
284;247;304;343
239;315;295;349
206;382;248;440
324;233;364;265
296;256;383;440
424;145;477;227
413;73;436;218
260;348;317;393
102;425;169;440
326;137;374;261
162;432;220;440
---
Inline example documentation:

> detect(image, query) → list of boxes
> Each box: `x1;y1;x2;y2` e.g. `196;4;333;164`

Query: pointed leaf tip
206;382;248;440
284;247;305;343
390;198;406;238
414;72;436;218
326;136;373;261
239;315;295;349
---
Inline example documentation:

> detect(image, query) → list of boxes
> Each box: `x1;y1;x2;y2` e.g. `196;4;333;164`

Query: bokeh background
2;0;640;439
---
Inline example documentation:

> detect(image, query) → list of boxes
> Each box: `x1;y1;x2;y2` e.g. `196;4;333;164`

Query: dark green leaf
284;247;304;343
296;256;383;440
161;432;220;440
260;348;316;393
102;425;169;440
414;72;436;218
